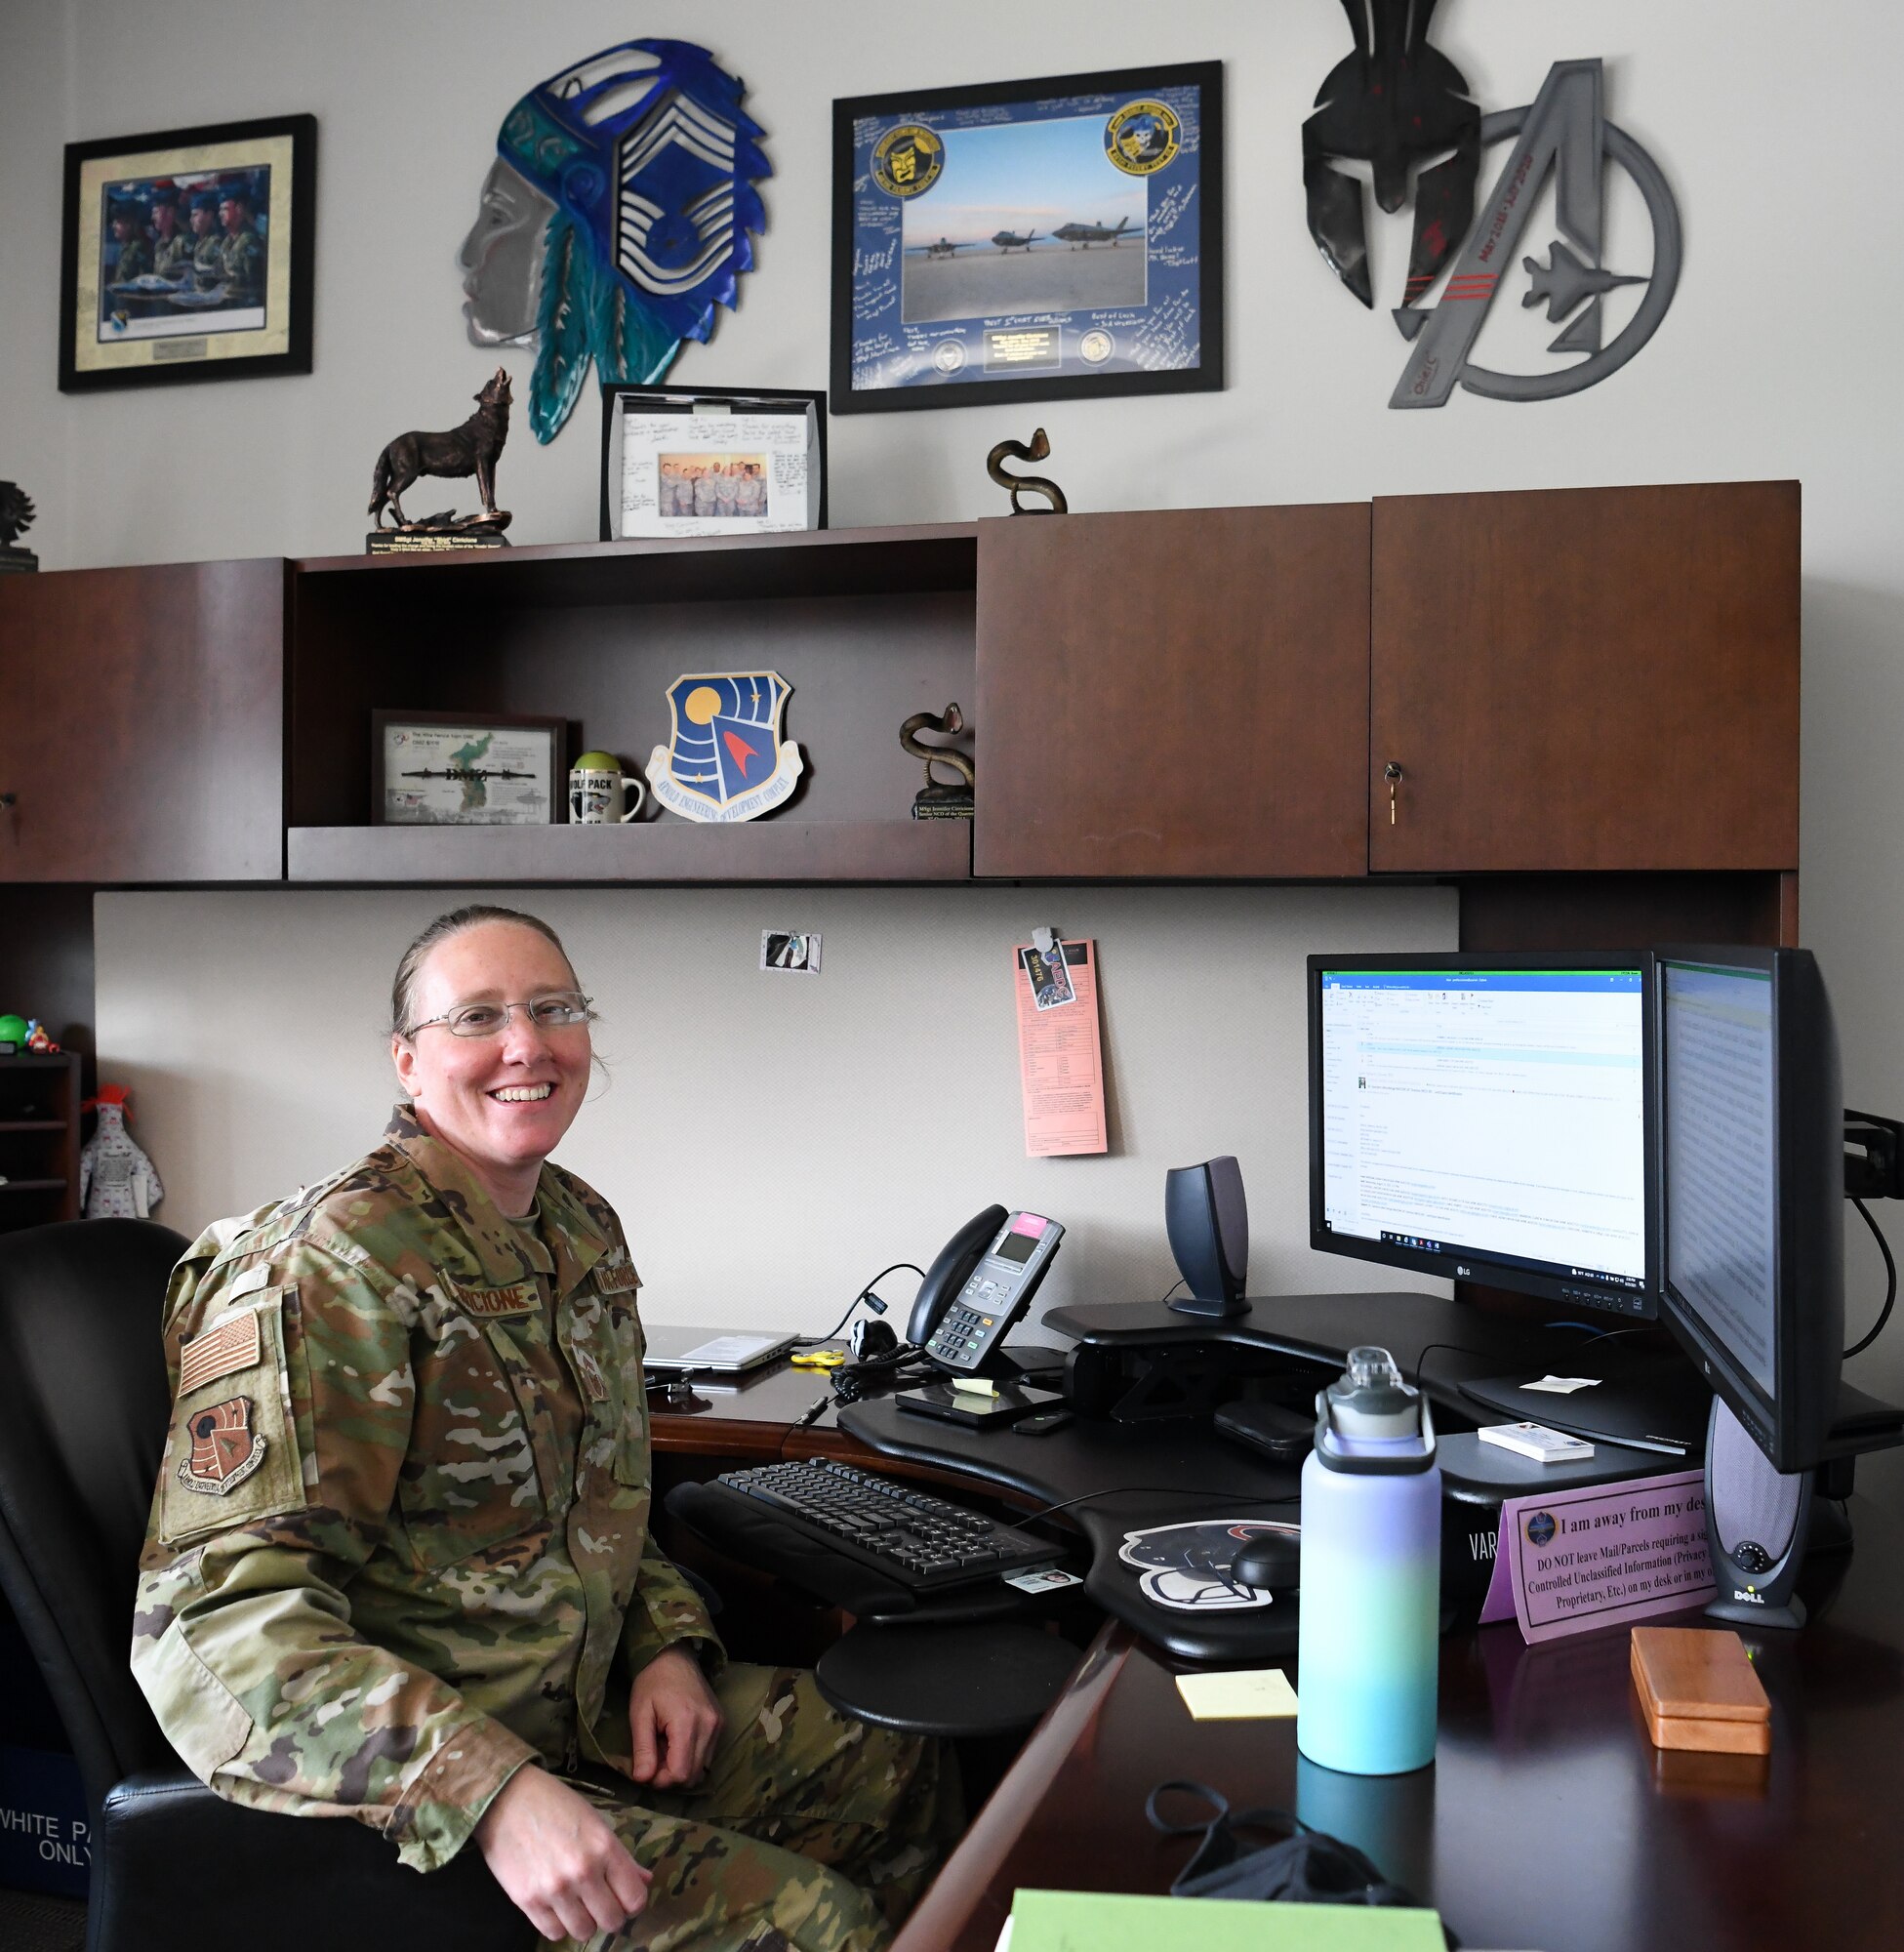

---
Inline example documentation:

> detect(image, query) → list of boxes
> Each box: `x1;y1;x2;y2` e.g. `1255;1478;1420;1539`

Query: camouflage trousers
556;1663;963;1952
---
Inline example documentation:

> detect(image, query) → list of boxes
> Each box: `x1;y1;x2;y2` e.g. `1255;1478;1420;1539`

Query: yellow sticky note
1174;1667;1299;1721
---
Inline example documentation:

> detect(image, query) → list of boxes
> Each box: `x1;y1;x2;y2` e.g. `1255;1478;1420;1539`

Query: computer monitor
1309;954;1655;1317
1656;948;1844;1475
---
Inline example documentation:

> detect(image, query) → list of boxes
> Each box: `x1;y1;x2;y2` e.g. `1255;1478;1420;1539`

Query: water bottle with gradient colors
1296;1346;1441;1775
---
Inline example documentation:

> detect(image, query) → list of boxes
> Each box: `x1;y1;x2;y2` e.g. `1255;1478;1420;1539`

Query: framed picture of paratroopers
59;114;316;392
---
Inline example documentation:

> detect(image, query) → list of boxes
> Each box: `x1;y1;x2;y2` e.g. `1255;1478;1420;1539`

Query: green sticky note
1174;1666;1300;1720
1007;1891;1447;1950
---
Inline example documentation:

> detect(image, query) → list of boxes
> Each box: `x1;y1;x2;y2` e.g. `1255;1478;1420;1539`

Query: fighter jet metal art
1052;215;1133;249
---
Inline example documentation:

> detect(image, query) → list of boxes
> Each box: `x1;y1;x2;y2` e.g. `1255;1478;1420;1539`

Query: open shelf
293;522;979;609
0;1179;67;1194
0;1119;66;1131
287;818;972;885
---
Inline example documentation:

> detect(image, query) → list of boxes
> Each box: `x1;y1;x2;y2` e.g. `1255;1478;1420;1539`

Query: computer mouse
1230;1532;1301;1591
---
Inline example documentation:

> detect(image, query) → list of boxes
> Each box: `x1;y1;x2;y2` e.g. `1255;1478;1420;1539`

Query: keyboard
713;1459;1065;1592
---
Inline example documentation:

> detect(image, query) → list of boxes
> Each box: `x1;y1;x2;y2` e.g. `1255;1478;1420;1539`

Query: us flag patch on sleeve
179;1308;262;1396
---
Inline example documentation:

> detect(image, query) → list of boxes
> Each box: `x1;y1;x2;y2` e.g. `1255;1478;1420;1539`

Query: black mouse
1230;1533;1301;1591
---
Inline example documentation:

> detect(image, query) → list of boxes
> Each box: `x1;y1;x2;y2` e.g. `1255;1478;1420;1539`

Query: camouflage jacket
131;1107;721;1873
220;226;263;295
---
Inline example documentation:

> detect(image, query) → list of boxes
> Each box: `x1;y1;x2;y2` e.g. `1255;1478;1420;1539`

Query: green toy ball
0;1014;27;1050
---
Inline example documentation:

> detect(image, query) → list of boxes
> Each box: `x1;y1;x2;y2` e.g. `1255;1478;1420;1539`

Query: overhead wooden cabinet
0;559;286;881
284;530;976;885
974;506;1371;878
1369;481;1800;874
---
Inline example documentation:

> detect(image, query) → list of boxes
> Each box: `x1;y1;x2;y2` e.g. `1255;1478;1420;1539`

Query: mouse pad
1117;1519;1300;1611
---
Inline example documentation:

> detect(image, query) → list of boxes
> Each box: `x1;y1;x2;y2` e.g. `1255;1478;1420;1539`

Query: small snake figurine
900;704;976;795
986;427;1069;514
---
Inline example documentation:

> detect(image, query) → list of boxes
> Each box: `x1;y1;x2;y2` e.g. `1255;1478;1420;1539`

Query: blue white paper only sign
0;1745;90;1897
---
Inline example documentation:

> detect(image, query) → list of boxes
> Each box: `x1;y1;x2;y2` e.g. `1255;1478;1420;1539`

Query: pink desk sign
1481;1469;1717;1644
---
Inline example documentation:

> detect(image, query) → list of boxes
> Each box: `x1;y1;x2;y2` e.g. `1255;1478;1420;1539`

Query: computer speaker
1165;1156;1251;1320
1703;1397;1811;1630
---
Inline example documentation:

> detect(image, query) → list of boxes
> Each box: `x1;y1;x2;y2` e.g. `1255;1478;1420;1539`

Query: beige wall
7;2;1903;1402
95;886;1456;1330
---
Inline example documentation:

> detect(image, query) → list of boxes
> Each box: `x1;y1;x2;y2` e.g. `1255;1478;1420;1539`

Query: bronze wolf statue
368;366;512;530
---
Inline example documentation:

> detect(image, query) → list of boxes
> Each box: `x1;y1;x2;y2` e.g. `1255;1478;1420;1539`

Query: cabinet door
975;507;1369;878
1370;483;1799;873
0;559;285;881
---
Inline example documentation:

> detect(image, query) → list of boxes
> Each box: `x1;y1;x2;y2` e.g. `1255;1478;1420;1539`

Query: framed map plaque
372;712;567;826
831;62;1223;413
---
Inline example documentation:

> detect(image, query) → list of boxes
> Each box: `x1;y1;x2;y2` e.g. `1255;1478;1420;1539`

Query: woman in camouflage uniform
133;906;959;1950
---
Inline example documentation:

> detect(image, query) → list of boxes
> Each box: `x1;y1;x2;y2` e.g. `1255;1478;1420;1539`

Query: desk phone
913;1208;1066;1373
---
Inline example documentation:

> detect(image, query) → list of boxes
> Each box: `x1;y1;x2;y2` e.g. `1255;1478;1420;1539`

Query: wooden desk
656;1370;1904;1952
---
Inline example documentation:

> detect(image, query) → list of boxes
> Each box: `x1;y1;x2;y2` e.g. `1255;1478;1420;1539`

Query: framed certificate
831;62;1223;413
371;712;567;827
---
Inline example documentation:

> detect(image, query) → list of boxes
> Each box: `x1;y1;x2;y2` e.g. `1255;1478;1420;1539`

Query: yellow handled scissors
790;1348;846;1369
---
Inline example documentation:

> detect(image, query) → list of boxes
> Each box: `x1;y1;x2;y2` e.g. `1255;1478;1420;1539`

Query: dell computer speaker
1704;1397;1812;1630
1165;1156;1251;1320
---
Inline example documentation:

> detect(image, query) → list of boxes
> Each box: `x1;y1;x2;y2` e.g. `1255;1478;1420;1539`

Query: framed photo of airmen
831;63;1223;413
371;712;568;827
59;114;316;392
599;385;828;541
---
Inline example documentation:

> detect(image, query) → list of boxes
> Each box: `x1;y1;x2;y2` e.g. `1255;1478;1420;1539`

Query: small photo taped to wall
1020;937;1075;1010
761;930;822;974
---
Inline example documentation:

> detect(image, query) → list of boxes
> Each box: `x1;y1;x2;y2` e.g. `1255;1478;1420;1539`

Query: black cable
1408;1341;1516;1399
1566;1323;1654;1349
1844;1196;1897;1361
795;1263;925;1346
830;1346;935;1404
1002;1484;1299;1534
1157;1277;1187;1307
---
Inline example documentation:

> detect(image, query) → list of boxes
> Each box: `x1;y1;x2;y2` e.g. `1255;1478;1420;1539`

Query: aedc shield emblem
178;1396;266;1497
648;671;804;823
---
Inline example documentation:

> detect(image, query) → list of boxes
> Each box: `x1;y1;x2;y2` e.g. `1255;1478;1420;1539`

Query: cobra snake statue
985;427;1068;514
900;703;976;806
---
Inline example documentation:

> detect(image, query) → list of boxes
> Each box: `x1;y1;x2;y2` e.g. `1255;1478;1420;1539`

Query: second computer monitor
1310;954;1655;1317
1656;947;1844;1473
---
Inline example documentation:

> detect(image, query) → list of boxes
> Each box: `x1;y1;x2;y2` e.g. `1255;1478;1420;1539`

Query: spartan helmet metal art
458;39;770;443
1302;0;1479;324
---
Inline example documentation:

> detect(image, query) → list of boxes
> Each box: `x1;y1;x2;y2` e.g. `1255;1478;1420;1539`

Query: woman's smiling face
390;920;591;1210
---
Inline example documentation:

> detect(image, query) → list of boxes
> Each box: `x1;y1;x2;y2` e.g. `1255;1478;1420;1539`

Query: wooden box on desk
1630;1626;1771;1755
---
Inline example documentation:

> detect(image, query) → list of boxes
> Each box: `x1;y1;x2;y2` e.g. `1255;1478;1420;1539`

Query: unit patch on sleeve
158;1283;308;1544
179;1396;267;1496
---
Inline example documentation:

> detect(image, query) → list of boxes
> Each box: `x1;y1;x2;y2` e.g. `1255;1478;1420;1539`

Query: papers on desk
1174;1667;1299;1720
999;1891;1449;1949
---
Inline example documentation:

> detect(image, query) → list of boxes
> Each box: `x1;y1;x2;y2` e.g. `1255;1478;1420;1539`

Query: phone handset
917;1210;1065;1374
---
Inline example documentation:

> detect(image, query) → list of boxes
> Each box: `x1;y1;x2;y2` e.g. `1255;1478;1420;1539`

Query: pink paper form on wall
1014;939;1108;1158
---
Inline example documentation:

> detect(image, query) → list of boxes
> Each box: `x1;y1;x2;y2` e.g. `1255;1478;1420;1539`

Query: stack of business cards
1479;1420;1596;1463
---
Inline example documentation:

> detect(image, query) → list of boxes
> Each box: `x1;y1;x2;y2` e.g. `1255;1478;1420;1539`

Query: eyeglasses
403;992;595;1038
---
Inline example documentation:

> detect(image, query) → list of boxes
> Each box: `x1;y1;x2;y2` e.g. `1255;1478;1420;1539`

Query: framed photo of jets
831;62;1223;414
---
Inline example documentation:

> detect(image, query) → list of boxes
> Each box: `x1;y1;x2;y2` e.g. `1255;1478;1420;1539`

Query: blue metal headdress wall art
498;39;770;443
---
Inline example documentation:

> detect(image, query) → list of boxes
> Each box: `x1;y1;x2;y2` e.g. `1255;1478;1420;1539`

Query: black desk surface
840;1394;1302;1659
896;1444;1904;1952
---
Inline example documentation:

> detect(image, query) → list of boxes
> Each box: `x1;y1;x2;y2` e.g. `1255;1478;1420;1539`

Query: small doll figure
79;1084;163;1220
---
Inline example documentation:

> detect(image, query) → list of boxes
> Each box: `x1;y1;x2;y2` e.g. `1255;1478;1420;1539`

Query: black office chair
0;1219;532;1952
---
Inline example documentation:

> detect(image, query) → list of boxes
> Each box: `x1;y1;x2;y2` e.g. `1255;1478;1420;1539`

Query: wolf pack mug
568;752;646;824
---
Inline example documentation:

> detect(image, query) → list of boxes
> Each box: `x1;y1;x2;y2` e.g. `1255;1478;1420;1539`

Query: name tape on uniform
454;1281;540;1320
